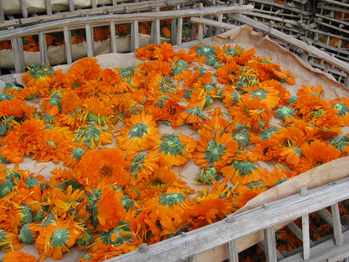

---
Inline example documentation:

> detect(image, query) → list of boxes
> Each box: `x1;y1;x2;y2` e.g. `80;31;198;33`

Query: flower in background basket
117;112;160;152
149;132;197;167
193;128;238;172
78;148;131;188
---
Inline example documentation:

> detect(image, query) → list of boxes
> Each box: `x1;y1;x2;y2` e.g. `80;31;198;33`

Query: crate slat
39;31;48;65
109;21;117;53
63;26;73;64
331;203;344;246
228;239;239;262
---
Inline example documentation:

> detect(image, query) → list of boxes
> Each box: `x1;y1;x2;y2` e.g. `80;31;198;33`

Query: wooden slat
331;203;344;246
264;226;277;262
0;5;254;40
11;38;25;73
63;27;72;64
45;0;52;15
92;0;98;9
39;32;49;65
258;240;284;260
151;7;161;45
0;0;5;23
197;3;204;42
177;17;183;46
191;17;237;30
185;256;196;262
85;24;94;57
215;13;224;35
302;214;310;260
19;0;28;18
130;21;139;52
171;18;177;45
228;239;239;262
68;0;75;12
110;21;117;53
317;208;347;233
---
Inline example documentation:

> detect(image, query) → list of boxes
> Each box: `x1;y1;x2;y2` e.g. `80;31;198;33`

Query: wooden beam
287;222;315;247
302;214;310;260
11;37;25;73
68;0;75;12
45;0;52;16
63;27;72;64
171;17;177;45
264;226;277;262
177;17;183;46
19;0;28;18
130;21;139;52
39;32;48;65
0;0;5;23
197;3;204;43
228;240;239;262
331;203;344;246
191;17;237;30
85;24;94;57
0;5;254;40
151;7;161;45
110;21;117;53
317;208;347;233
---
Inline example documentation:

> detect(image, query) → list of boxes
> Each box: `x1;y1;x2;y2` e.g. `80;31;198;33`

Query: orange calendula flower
35;218;83;261
150;132;197;167
22;64;56;91
0;118;46;162
216;45;255;65
78;148;131;188
193;129;238;171
297;139;341;173
74;124;113;149
245;82;280;110
178;104;206;126
117;111;160;152
262;167;289;188
0;229;23;253
221;156;269;186
329;97;349;126
278;147;302;167
66;57;101;89
2;251;37;262
88;186;126;232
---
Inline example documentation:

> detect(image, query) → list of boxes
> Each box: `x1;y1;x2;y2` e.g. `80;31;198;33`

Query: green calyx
224;46;242;57
333;102;349;117
51;227;70;248
129;152;147;178
100;222;133;246
232;160;258;176
205;55;217;66
275;106;295;121
159;192;186;207
72;148;86;161
18;223;36;244
204;139;226;165
159;133;185;156
184;105;206;120
251;90;268;100
232;128;250;148
260;126;279;141
28;64;55;79
128;123;148;138
196;45;216;58
196;166;217;184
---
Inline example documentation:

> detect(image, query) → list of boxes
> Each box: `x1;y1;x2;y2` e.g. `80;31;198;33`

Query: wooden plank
19;0;28;18
0;0;5;23
130;21;139;52
85;24;94;57
110;21;117;53
63;27;72;64
171;18;177;46
228;240;239;262
45;0;52;16
228;14;349;74
92;0;98;9
68;0;75;12
344;74;349;87
264;226;277;262
39;32;49;65
302;214;310;260
247;0;310;15
316;14;349;27
320;0;349;8
0;5;254;40
215;13;223;35
258;240;284;260
331;203;344;246
11;38;25;73
151;7;161;45
108;177;349;262
197;3;204;43
177;17;183;46
0;0;196;29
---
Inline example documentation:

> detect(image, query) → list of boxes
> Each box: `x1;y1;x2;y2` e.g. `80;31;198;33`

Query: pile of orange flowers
0;42;349;261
